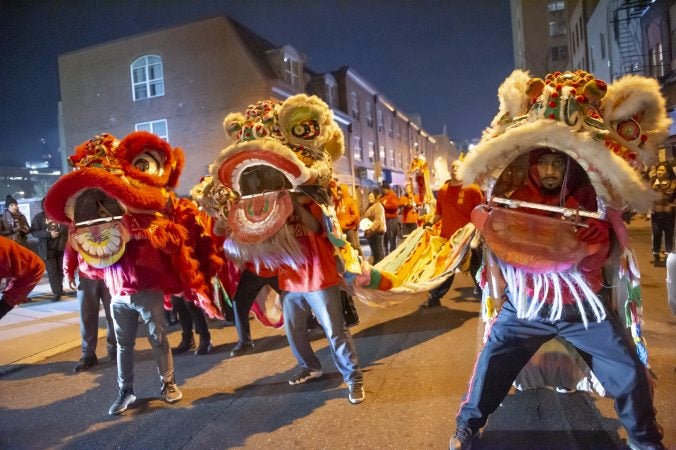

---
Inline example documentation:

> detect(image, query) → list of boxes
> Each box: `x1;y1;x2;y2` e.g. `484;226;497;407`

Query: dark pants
455;300;663;444
385;218;400;254
428;247;482;302
367;233;385;264
171;295;210;343
232;270;279;345
651;212;675;254
78;276;115;358
45;250;64;296
401;222;417;236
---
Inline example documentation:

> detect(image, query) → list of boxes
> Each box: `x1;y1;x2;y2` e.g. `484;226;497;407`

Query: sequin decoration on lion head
461;70;671;213
198;94;344;270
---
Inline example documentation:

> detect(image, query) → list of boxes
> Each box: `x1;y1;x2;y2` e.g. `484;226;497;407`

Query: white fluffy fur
461;120;657;212
602;75;671;152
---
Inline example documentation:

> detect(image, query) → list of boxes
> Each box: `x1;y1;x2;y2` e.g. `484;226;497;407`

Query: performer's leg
134;290;174;384
232;270;268;345
426;274;455;306
171;296;194;353
282;291;321;372
560;316;663;446
97;280;116;359
306;284;362;383
112;299;139;391
78;277;100;360
455;301;552;433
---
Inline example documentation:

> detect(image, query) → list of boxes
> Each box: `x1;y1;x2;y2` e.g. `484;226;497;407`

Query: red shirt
435;181;484;239
379;190;400;219
278;202;340;292
399;194;419;224
0;236;45;307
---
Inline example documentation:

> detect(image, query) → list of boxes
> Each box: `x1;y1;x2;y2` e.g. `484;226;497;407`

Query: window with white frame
388;148;395;166
135;119;168;140
548;0;564;11
351;92;360;119
549;21;566;37
650;43;665;78
397;152;403;169
377;109;384;133
282;47;303;89
353;136;363;161
366;102;373;127
379;145;385;162
131;55;164;101
368;141;375;162
387;116;393;137
326;79;338;107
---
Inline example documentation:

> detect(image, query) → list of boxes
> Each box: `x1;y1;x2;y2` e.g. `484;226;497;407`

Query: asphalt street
0;220;674;449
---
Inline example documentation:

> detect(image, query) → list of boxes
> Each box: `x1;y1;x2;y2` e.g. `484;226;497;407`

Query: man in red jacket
0;236;45;320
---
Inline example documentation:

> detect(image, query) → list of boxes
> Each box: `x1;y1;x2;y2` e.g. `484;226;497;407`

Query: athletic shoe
108;388;136;415
627;439;666;450
195;340;212;355
230;341;254;357
161;379;183;403
288;367;323;385
172;337;195;354
73;355;98;373
449;427;476;450
347;381;365;404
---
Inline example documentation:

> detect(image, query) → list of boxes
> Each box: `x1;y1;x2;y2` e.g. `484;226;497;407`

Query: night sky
0;0;514;165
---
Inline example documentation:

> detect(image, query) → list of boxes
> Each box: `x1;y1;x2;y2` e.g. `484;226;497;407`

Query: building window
600;32;606;59
547;0;565;12
135;119;168;140
397;152;403;169
379;145;386;162
353;136;363;161
387;116;393;137
366;102;373;127
130;55;164;101
326;80;338;108
283;53;302;89
650;43;665;78
368;141;375;162
551;45;568;61
377;109;384;133
549;21;567;37
351;92;360;119
388;148;395;166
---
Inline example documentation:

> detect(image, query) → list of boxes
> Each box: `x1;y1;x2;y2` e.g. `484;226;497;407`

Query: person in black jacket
31;200;68;301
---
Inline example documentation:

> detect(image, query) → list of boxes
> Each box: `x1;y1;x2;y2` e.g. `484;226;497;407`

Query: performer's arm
0;237;46;315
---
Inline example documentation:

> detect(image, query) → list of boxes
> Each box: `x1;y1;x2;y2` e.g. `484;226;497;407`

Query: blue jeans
111;290;174;390
282;284;362;383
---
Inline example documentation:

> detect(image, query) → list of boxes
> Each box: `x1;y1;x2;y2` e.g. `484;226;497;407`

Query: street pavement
0;219;674;449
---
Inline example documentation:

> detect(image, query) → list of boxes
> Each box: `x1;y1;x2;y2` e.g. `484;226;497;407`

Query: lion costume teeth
44;131;225;319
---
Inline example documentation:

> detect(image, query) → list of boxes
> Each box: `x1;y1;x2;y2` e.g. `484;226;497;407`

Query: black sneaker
172;338;195;354
73;355;98;373
288;367;323;385
194;340;212;355
161;379;183;403
347;381;365;404
450;427;476;450
108;388;136;415
230;341;254;357
627;438;666;450
51;294;62;302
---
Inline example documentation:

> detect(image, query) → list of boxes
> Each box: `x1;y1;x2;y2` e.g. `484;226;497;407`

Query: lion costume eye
132;151;164;175
616;119;641;142
291;120;320;140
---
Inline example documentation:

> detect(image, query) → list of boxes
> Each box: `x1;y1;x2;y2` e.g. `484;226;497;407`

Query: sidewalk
0;275;86;376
